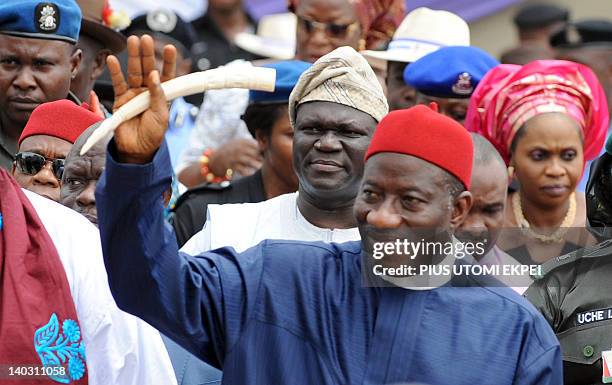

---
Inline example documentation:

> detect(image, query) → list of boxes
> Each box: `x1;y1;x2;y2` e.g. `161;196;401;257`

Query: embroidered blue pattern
0;212;3;230
34;313;87;383
62;320;80;343
68;356;86;380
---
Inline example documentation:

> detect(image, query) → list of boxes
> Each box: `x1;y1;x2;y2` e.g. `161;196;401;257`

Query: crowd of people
2;0;612;384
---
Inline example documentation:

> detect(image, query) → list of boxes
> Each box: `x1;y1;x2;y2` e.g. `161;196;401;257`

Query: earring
507;165;515;179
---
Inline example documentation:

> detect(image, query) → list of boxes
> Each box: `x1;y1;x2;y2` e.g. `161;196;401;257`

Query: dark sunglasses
297;15;359;39
14;152;65;180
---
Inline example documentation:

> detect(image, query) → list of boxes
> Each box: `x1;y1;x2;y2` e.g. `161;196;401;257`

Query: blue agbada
96;140;562;385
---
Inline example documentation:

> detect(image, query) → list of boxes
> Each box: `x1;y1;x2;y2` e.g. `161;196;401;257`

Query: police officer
525;135;612;385
402;45;499;125
0;0;84;170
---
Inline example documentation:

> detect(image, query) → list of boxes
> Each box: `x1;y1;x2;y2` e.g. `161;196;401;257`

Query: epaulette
534;239;612;279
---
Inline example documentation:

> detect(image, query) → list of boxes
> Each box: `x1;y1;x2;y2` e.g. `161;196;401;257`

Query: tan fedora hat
76;0;129;54
234;13;296;60
362;7;470;64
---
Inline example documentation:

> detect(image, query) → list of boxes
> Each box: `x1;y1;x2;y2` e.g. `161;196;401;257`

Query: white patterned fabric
288;46;388;127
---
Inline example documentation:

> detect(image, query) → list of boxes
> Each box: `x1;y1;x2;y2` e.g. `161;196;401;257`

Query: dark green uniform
525;240;612;385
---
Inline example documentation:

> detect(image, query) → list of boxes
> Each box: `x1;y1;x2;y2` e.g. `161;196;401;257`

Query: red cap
365;105;474;189
18;100;103;146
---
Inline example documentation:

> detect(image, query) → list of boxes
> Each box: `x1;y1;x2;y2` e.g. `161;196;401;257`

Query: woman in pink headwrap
466;60;609;264
288;0;404;62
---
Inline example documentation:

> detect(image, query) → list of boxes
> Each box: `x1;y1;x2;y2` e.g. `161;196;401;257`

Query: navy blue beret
0;0;81;44
250;60;312;104
403;46;499;99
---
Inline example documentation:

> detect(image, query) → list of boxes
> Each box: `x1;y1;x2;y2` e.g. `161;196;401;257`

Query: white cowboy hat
361;7;470;64
234;13;296;60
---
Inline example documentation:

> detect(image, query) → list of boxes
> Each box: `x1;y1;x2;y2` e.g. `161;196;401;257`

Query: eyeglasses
14;152;65;180
297;15;359;40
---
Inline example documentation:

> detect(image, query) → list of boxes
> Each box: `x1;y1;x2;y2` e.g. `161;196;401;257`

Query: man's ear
70;48;83;79
91;49;111;80
450;191;473;230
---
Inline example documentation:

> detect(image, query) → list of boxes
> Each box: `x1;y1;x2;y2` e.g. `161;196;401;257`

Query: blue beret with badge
0;0;81;44
403;46;499;99
249;60;312;104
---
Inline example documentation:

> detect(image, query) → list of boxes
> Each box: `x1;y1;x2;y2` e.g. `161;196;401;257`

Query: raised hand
108;35;177;164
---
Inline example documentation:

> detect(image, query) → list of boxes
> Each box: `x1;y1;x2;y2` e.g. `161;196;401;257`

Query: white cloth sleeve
26;191;178;385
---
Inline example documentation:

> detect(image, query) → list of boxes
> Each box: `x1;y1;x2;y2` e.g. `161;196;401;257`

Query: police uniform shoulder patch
36;3;60;33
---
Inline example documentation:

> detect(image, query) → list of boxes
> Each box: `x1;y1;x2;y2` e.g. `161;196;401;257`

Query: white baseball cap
361;7;471;64
234;13;296;60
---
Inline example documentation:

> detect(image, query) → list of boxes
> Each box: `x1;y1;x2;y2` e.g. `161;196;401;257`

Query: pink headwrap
288;0;405;50
465;60;609;165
